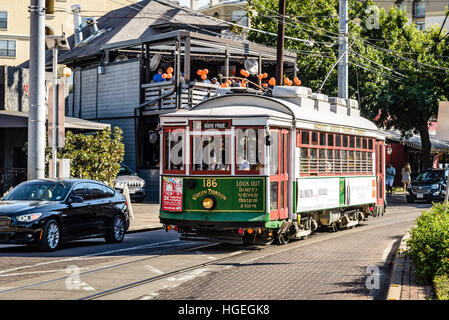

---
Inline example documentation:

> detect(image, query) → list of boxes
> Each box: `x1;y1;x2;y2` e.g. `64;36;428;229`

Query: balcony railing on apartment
140;80;218;113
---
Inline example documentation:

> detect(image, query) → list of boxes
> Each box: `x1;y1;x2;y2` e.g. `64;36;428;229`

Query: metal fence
0;168;27;197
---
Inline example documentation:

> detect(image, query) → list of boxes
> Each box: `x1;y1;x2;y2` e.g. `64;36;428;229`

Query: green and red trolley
159;86;385;244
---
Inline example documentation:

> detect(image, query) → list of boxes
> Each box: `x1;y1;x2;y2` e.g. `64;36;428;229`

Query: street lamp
45;33;70;178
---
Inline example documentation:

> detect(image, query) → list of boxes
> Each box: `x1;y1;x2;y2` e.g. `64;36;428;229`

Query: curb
127;224;164;233
386;232;410;300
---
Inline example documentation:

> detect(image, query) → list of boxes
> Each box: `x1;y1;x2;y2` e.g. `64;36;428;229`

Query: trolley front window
190;120;231;174
163;127;186;174
235;127;264;174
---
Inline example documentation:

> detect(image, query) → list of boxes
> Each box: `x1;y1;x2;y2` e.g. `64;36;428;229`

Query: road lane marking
0;239;181;276
0;268;87;277
381;240;397;264
145;265;164;275
167;268;209;282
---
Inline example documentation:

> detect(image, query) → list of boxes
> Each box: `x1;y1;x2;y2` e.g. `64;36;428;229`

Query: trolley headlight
202;196;216;210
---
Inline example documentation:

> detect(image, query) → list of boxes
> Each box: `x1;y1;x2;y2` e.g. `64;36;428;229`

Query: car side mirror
68;195;84;205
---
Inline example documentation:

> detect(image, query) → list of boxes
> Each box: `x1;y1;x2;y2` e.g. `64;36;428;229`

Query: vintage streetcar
159;86;386;244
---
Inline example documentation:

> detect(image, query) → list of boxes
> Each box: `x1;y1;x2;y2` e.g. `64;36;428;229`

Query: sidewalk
387;232;434;300
127;202;163;232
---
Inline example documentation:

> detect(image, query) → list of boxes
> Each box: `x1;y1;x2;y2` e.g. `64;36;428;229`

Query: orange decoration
220;83;229;88
240;69;246;76
245;71;250;78
262;73;268;79
201;74;207;80
197;69;203;76
162;73;167;79
226;80;232;85
284;78;290;85
268;77;276;86
293;77;301;86
167;67;174;74
258;74;263;80
262;83;268;88
203;69;209;75
166;73;172;79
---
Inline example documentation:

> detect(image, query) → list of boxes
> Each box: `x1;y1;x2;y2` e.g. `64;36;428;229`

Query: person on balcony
153;68;165;83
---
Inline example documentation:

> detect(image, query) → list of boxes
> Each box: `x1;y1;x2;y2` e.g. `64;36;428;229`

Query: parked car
113;164;146;203
406;169;448;203
0;179;129;251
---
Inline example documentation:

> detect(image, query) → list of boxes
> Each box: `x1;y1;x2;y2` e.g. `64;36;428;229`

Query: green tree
361;7;449;169
248;1;449;170
58;127;125;185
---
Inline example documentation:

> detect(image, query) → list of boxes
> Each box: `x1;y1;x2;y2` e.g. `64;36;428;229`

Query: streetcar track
0;204;422;299
80;210;419;300
79;247;263;300
0;240;214;295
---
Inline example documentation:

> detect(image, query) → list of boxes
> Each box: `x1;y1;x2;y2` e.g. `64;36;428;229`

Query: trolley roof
161;92;381;137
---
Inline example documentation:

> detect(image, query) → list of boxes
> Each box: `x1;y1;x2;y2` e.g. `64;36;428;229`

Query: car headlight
431;184;439;189
16;213;42;223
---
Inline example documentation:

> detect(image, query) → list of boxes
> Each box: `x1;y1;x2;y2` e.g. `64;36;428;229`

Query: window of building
395;1;406;11
0;40;16;57
414;0;425;18
0;11;7;29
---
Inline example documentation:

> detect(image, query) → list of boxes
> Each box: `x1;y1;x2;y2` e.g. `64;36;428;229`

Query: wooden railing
140;81;218;113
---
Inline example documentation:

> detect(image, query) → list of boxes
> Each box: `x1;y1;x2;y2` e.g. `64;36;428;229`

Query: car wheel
105;215;126;243
39;219;61;251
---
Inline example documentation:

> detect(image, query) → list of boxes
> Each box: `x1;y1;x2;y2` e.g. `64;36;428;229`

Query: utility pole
338;0;348;99
275;0;286;86
28;0;46;180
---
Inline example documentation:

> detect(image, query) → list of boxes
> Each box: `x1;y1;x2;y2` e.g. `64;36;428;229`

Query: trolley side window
163;127;186;173
297;129;375;177
235;127;264;174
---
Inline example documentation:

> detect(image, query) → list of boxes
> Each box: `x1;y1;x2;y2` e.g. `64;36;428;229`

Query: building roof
49;0;230;65
0;110;110;131
381;129;449;153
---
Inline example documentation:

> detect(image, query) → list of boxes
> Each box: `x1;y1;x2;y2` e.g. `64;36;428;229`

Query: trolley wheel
276;231;290;245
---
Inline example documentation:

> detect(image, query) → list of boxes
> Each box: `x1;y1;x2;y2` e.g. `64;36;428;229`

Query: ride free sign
182;177;266;213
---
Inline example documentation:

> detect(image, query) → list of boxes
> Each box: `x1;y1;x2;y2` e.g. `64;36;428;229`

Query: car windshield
2;182;70;201
117;164;135;176
414;171;445;184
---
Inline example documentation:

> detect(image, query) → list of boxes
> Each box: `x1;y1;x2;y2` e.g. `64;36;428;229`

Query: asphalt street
0;195;431;300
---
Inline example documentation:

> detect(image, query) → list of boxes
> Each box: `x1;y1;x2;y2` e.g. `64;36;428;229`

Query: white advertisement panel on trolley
297;178;340;212
345;177;376;206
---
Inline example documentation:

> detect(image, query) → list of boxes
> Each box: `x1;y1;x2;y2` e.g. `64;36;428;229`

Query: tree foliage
58;127;125;185
248;0;449;169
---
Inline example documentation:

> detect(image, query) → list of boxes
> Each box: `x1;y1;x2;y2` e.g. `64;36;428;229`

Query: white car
113;164;146;203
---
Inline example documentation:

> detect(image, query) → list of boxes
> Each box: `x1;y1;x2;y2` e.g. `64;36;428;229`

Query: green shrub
406;202;449;283
434;274;449;300
58;127;125;185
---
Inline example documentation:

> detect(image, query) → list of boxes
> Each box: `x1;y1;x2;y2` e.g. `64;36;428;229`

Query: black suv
406;169;448;203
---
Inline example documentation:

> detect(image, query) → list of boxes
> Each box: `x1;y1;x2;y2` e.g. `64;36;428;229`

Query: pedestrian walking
386;163;396;195
401;162;412;194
